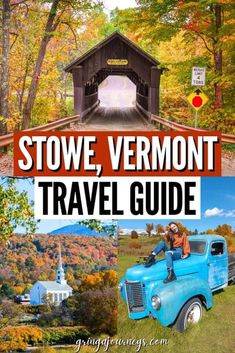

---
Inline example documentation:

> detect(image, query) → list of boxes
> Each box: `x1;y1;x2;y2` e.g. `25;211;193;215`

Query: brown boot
163;268;176;283
145;254;156;267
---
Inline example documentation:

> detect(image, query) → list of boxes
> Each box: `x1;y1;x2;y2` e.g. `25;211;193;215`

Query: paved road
74;76;151;131
81;106;151;131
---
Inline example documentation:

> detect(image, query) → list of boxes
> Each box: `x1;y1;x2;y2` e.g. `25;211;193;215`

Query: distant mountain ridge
49;224;110;236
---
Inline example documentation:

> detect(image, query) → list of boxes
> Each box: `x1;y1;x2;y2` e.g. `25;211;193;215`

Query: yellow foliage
13;285;24;295
0;326;43;352
80;270;118;291
6;113;21;132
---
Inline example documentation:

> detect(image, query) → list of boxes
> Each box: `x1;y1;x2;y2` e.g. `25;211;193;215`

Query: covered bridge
64;31;162;121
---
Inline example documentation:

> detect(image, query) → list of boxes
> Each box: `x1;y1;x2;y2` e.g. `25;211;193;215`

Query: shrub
131;230;138;239
42;326;90;345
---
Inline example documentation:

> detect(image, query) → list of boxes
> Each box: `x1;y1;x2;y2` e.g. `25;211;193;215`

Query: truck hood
125;255;205;282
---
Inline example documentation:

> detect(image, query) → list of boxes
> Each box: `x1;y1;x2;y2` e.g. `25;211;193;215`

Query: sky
6;177;235;234
120;177;235;232
103;0;137;12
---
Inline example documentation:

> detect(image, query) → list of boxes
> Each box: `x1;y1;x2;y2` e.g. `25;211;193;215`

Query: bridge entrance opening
98;76;136;108
64;32;162;125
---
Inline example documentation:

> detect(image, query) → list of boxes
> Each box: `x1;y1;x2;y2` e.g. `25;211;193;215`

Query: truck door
208;241;228;290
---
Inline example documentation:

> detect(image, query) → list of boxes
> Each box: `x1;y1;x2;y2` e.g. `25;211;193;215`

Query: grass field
117;236;235;353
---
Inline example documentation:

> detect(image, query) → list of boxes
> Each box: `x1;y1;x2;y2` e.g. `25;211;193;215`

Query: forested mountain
49;224;113;236
0;234;117;297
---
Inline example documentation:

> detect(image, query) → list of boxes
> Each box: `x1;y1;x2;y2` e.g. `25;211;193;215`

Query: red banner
14;131;221;176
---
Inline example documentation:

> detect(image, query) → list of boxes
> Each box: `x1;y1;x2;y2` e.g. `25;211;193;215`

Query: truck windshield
189;241;206;254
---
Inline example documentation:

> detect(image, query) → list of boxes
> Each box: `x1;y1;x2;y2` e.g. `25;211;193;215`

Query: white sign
34;176;201;220
192;67;206;86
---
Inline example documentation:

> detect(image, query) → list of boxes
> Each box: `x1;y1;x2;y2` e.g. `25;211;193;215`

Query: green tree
0;283;14;298
0;178;37;241
78;220;117;238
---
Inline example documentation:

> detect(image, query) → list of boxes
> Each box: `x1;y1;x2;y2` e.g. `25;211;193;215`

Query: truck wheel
174;298;202;332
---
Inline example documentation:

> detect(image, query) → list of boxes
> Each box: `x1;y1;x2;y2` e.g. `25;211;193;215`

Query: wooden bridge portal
64;32;162;121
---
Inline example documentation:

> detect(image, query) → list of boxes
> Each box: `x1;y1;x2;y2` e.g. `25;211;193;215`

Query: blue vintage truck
119;235;235;332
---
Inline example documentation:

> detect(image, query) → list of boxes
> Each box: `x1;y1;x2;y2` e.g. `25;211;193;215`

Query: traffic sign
187;88;208;111
192;67;206;86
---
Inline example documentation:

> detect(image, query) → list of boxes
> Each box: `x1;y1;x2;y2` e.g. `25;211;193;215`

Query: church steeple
56;244;67;285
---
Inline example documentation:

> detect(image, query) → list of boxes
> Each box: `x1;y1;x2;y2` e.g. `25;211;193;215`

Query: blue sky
4;177;235;234
120;177;235;232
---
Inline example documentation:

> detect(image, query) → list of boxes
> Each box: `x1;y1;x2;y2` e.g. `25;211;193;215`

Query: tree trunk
22;0;60;130
19;59;30;114
0;0;11;135
213;4;223;109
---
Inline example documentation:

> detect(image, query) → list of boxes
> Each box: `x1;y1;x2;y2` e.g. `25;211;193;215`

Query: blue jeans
152;241;182;269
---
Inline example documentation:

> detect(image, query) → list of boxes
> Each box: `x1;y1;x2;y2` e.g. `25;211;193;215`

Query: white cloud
204;208;224;218
225;210;235;217
204;207;235;218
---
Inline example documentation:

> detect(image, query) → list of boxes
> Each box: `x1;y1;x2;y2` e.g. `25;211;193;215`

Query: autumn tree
0;0;10;134
146;223;154;236
22;0;98;129
66;287;117;336
0;301;23;328
155;223;164;235
215;224;233;237
135;0;234;109
79;270;118;292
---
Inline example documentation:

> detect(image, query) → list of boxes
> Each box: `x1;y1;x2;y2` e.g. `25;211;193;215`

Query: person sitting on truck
145;222;190;283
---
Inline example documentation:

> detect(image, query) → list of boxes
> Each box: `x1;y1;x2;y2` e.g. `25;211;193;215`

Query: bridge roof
64;31;160;73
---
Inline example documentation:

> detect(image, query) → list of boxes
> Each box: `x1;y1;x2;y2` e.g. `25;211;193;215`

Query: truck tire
174;297;202;332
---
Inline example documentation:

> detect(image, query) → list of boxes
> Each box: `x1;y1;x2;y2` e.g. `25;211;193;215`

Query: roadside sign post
188;67;207;127
187;88;208;127
192;67;206;86
194;110;198;128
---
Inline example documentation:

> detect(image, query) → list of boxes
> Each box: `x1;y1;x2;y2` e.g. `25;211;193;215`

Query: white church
30;245;73;305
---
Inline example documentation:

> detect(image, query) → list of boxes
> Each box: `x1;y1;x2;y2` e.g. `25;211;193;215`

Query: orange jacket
165;232;190;255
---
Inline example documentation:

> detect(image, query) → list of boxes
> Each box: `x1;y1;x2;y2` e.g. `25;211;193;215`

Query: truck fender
119;277;127;301
148;276;213;327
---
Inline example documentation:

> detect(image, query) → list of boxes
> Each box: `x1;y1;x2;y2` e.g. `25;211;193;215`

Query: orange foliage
0;326;43;352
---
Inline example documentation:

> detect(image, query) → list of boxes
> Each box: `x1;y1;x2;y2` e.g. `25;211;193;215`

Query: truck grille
125;281;146;313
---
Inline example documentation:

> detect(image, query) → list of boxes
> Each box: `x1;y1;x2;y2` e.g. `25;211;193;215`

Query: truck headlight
118;282;123;292
151;295;161;310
